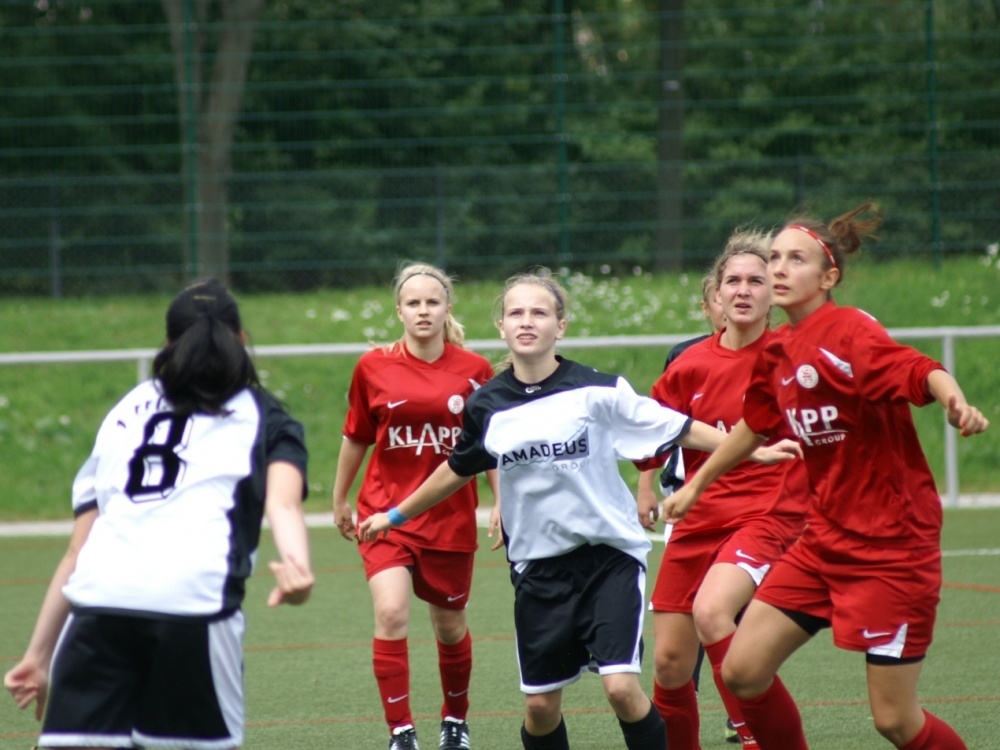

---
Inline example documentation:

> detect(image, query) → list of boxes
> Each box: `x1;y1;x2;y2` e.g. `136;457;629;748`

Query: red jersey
743;302;944;546
344;342;494;552
650;329;806;537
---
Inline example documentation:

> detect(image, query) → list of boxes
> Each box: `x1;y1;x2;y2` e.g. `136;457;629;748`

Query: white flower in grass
930;291;949;307
600;265;611;275
632;266;642;276
305;309;317;319
0;396;8;408
331;309;351;322
363;327;376;339
59;415;70;426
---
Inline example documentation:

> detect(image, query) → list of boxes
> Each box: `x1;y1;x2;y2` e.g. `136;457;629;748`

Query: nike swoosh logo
387;400;407;409
735;549;758;562
387;694;408;703
447;593;467;602
447;689;469;697
781;376;796;386
691;393;704;401
862;629;892;639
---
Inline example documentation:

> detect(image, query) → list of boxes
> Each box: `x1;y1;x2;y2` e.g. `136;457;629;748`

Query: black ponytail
153;279;259;415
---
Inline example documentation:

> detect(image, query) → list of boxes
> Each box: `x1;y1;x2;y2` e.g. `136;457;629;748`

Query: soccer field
2;509;998;749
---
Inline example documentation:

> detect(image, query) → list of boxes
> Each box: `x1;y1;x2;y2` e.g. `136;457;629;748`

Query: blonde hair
711;227;772;291
389;262;466;351
493;269;570;370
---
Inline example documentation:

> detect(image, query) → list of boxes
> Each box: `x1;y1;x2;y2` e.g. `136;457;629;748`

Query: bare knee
524;692;562;734
429;607;467;644
373;599;409;638
870;702;925;746
692;597;737;645
602;674;649;721
654;643;696;689
721;656;770;700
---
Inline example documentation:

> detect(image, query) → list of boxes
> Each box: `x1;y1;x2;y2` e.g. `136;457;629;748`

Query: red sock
652;679;701;750
438;629;473;720
736;675;808;750
373;637;412;730
899;710;968;750
704;634;755;745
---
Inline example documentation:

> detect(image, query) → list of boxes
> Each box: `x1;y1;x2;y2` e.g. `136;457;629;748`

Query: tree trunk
655;0;684;271
163;0;266;285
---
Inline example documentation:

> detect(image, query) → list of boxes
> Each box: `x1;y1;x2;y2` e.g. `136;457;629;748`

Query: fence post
138;357;151;384
942;333;958;506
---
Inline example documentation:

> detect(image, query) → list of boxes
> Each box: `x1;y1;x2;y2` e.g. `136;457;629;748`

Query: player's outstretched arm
927;370;990;437
4;508;97;721
332;437;368;541
360;462;473;541
663;420;772;523
265;461;314;607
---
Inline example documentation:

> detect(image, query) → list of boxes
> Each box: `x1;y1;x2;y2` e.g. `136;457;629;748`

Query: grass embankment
0;256;998;521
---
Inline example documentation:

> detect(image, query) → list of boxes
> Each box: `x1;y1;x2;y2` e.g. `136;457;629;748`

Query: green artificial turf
2;510;998;748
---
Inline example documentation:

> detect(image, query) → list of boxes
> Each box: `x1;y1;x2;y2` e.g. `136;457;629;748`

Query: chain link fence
1;0;998;295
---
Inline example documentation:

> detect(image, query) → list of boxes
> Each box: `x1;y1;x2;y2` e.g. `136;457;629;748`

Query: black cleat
438;718;471;749
389;726;420;750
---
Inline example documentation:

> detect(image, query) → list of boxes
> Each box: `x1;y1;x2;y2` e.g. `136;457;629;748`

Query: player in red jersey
332;263;498;750
638;231;807;749
663;203;990;750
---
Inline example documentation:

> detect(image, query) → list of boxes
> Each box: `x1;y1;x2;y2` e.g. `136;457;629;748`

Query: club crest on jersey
796;365;819;389
447;395;465;414
500;427;589;468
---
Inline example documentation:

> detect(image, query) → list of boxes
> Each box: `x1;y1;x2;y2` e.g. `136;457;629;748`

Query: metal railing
3;325;998;506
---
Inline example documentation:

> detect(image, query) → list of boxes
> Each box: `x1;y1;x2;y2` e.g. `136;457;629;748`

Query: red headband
786;224;837;269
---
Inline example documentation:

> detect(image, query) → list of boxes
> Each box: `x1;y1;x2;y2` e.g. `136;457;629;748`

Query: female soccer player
663;203;990;750
638;231;807;749
4;278;313;749
360;271;800;750
332;263;496;750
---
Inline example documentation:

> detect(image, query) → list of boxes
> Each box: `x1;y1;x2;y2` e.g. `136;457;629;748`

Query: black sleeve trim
652;417;693;458
74;500;98;517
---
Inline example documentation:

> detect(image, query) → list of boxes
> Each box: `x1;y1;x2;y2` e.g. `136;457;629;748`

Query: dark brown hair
153;278;258;414
785;201;883;286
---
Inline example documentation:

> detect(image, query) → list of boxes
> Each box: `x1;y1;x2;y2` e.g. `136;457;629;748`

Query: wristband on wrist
387;507;409;526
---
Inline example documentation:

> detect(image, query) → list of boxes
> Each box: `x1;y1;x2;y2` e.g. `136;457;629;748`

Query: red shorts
650;518;798;614
359;536;474;611
754;531;942;659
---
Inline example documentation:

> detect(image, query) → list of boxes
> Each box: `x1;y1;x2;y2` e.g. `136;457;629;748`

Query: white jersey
448;358;691;566
64;380;307;618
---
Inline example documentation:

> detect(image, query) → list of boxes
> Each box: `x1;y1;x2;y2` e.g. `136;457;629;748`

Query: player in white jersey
4;279;313;750
360;271;800;750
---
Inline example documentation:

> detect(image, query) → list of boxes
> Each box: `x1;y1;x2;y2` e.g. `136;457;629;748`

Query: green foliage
1;1;998;291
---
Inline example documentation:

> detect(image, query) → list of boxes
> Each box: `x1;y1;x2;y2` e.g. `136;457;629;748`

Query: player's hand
267;554;314;607
636;485;660;530
359;513;392;542
333;498;356;541
661;484;700;524
946;396;990;437
750;438;802;464
4;659;48;721
487;505;505;551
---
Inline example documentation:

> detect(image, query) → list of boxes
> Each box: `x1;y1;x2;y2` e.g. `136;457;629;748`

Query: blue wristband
387;507;409;526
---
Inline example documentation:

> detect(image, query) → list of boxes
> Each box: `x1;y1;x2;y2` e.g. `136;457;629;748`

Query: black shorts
40;609;245;749
512;544;646;694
